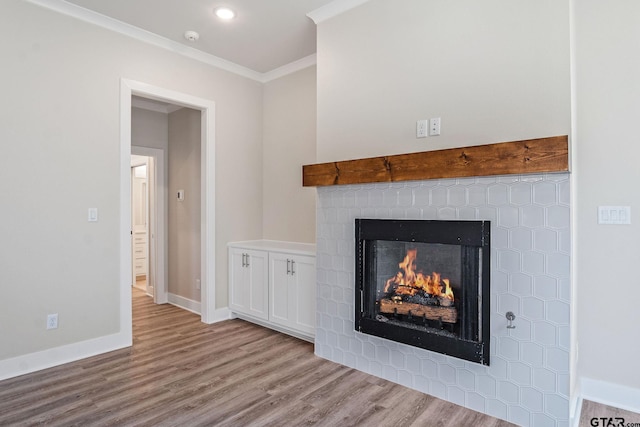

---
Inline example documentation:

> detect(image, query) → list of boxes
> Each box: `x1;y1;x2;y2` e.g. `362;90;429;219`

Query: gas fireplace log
379;299;458;324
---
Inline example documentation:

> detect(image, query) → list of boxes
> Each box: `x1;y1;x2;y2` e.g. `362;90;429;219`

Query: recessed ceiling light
215;7;236;20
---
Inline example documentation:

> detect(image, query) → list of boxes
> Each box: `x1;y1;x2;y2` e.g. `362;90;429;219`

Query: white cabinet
269;253;316;336
228;241;316;340
228;248;268;321
133;231;147;278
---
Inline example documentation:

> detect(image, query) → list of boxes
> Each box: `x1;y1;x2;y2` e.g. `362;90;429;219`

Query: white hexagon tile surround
315;173;570;427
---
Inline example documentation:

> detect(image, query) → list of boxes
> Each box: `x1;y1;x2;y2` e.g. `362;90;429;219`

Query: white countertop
228;240;316;256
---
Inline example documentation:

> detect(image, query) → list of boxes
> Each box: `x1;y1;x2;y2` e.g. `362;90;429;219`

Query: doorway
120;79;217;342
130;147;167;305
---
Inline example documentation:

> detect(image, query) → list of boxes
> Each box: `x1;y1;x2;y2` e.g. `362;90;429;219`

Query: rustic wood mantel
302;135;568;187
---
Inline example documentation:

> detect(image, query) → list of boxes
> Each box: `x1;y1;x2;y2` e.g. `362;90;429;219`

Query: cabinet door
268;252;292;327
269;253;316;335
289;255;316;335
228;248;268;320
228;248;249;314
246;250;268;320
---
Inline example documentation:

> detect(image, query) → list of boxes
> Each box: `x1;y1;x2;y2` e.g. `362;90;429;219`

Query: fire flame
383;249;454;301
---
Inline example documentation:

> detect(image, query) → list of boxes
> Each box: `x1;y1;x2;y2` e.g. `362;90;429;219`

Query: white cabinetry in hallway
228;241;316;341
131;161;149;289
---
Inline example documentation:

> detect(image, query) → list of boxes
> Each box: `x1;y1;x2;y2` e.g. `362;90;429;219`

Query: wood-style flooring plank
0;288;516;426
579;400;640;427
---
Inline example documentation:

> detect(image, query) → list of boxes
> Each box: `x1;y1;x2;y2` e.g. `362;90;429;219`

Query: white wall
316;0;570;162
262;67;317;243
168;108;201;302
573;0;640;399
0;0;262;363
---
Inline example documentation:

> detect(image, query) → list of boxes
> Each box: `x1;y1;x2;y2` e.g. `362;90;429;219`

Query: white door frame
120;79;216;329
131;147;167;304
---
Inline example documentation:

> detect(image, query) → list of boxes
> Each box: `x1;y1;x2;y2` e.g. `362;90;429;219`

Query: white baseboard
0;331;130;381
167;293;201;315
209;307;233;323
570;393;583;427
580;377;640;414
233;313;314;343
166;295;231;324
0;303;232;382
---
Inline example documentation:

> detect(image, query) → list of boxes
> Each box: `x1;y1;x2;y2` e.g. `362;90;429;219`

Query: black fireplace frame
355;219;491;365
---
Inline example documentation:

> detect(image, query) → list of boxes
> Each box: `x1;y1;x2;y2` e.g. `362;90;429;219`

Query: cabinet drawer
134;258;146;275
134;244;146;257
133;234;147;244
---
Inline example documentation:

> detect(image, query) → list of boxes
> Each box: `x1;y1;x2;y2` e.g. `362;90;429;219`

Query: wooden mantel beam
302;135;569;187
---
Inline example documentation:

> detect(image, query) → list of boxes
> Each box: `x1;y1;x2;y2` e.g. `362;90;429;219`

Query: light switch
598;206;631;225
88;208;98;222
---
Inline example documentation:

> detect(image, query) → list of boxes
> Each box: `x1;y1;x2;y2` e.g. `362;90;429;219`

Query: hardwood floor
0;289;515;426
579;400;640;427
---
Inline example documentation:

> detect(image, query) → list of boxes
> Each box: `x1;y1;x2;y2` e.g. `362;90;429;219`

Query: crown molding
307;0;371;24
25;0;265;81
260;54;317;83
26;0;324;82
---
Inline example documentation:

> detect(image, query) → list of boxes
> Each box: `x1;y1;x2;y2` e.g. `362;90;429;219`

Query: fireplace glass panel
355;219;490;365
368;240;463;337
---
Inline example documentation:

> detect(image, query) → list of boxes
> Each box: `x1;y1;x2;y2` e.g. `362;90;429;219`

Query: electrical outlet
416;120;428;138
196;279;201;290
47;313;58;330
429;117;441;136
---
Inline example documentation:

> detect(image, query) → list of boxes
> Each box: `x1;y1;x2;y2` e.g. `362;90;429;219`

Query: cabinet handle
286;259;291;275
245;254;249;267
291;260;296;275
242;253;246;267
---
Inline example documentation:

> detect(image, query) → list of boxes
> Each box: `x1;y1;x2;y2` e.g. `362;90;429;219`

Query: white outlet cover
47;313;58;329
416;120;428;138
429;117;441;136
88;208;98;222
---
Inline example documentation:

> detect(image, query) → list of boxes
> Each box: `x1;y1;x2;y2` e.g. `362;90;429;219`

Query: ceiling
63;0;336;74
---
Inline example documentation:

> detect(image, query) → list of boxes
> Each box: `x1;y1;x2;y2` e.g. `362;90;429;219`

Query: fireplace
313;171;570;424
355;219;491;365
